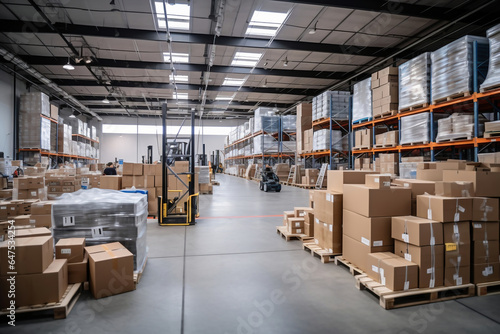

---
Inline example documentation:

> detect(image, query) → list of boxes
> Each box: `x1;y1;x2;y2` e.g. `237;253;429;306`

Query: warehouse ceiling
0;0;500;119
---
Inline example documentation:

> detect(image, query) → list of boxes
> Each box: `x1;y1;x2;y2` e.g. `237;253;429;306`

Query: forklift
157;104;199;226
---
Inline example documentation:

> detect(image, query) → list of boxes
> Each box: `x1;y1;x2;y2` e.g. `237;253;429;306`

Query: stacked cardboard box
393;179;435;215
416;160;467;182
354;128;372;149
478;151;500;163
366;252;418;291
0;235;68;308
296;103;312;155
443;164;500;197
56;238;88;284
303;129;314;153
313;190;342;254
302;169;319;186
372;67;399;118
342;174;411;273
274;164;290;181
19;92;51;150
13;176;46;201
375;130;398;147
379;153;399;177
30;201;53;228
45;175;76;199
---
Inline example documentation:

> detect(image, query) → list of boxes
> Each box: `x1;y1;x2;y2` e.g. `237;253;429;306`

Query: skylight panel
163;52;189;63
222;78;246;86
231;52;262;67
245;10;288;37
170;74;189;82
155;2;190;30
174;92;188;100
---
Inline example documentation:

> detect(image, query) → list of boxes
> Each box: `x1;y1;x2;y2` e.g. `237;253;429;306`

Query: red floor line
197;214;282;220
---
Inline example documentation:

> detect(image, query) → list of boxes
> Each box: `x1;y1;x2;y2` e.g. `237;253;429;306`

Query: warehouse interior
1;0;500;333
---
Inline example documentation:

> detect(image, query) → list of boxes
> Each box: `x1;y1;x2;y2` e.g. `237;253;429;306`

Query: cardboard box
13;215;31;226
324;222;341;254
15;227;51;238
435;181;475;197
132;163;143;176
471;221;500;241
100;176;122;190
0;235;53;275
304;223;312;237
293;207;310;218
394;241;444;288
0;259;68;308
133;175;145;188
30;214;52;228
30;201;53;215
343;185;411;218
143;164;154;176
343;209;392;248
379;66;399;77
86;243;135;299
283;211;294;226
416;169;443;181
365;174;391;189
144;175;155;188
342;234;393;273
378;257;418;291
472;197;500;222
68;252;88;284
122;175;134;188
313;218;324;247
443;170;500;197
472;263;500;283
392;179;435;199
56;238;85;263
445;242;471;269
473;240;499;265
416;195;472;223
327;170;375;193
287;217;305;231
391;216;443;246
313;190;342;224
366;252;399;281
443;221;470;245
122;163;135;175
444;265;470;286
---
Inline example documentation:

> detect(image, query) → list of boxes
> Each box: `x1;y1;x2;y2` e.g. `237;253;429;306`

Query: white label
404;253;412;261
429;279;435;289
453;273;458;280
29;219;35;224
31;191;37;196
323;223;327;228
483;240;489;245
294;222;301;227
91;227;104;238
61;248;71;255
0;206;6;210
404;183;410;187
454;213;460;222
329;224;333;232
63;216;75;227
330;196;334;203
326;193;330;202
456;277;463;285
296;229;302;234
458;205;465;213
427;209;432;220
474;223;482;229
361;237;370;246
404;281;410;291
0;235;3;242
454;224;459;234
315;218;319;224
299;212;305;217
374;177;379;183
383;181;391;187
427;267;434;274
487;266;494;275
430;237;435;246
328;248;333;253
381;276;386;285
402;233;409;243
492;139;497;142
372;265;379;273
373;240;383;247
315;238;319;245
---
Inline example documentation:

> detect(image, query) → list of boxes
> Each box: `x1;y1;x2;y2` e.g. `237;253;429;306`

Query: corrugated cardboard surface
0;235;53;275
391;216;443;246
343;185;411;218
344;209;392;249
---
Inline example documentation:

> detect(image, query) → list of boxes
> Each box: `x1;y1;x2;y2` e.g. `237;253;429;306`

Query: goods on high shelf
312;91;350;121
398;53;431;111
313;129;343;152
352;78;372;123
481;24;500;92
436;113;484;142
254;107;279;133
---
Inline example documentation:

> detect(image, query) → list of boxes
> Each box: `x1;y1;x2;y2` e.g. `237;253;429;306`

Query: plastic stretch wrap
253;134;277;155
253;108;276;133
400;112;430;145
51;188;148;271
436;113;483;142
312;129;343;151
481;24;500;91
353;78;372;122
399;162;418;179
431;36;489;102
244;122;251;137
398;53;431;110
281;115;297;132
198;166;210;184
312;91;350;121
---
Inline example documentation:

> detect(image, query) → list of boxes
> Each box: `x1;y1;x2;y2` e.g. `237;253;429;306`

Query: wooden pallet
399;103;429;113
373;110;398;119
436;133;473;143
303;242;341;263
200;190;213;194
373;143;397;148
432;92;471;105
312;149;329;153
355;274;475;310
353;146;371;151
334;256;364;276
0;283;82;320
295;184;315;189
134;256;148;286
401;141;429;146
484;131;500;139
276;226;312;242
211;181;220;186
480;83;500;93
314;117;329;123
476;280;500;296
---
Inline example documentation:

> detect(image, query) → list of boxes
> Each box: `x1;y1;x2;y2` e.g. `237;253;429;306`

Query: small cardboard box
287;217;305;233
391;216;443;246
435;181;475;197
471;222;500;241
293;207;310;218
472;263;500;284
15;227;51;238
14;215;31;226
342;234;393;273
283;211;294;226
378;257;418;291
343;209;392;249
0;235;54;275
100;176;122;190
326;170;375;193
416;195;472;223
68;252;88;284
86;242;135;299
343;185;411;218
365;174;391;189
133;163;143;176
56;238;85;263
0;259;68;308
30;214;52;228
392;179;435;199
472;197;499;222
366;252;399;281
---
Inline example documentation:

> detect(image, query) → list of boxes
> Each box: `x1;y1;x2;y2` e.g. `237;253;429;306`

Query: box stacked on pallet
393;178;435;215
352;78;372;123
282;115;296;133
379;153;399;177
303;129;313;153
366;252;418;291
302;169;319;186
484;120;500;138
374;130;398;148
481;24;500;92
372;66;398;118
254;108;278;133
313;129;343;151
398;53;431;111
58;119;73;154
296;103;312;155
55;238;88;284
51;188;148;272
431;36;489;104
478;151;500;164
312;91;350;121
45;175;76;199
436;113;483;142
19;92;51;150
273;163;289;181
400;112;430;145
13;176;46;201
353;128;372;149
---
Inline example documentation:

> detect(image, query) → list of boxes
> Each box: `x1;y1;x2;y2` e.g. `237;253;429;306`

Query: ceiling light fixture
263;59;269;67
309;21;317;35
63;57;74;71
74;57;83;64
84;56;92;64
262;79;267;88
69;110;77;118
102;96;110;104
283;57;289;67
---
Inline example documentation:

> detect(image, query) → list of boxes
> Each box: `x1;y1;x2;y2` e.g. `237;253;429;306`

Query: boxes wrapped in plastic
431;35;489;102
436;113;483;142
253;108;276;133
19;111;51;150
313;91;350;121
281;115;296;132
400;112;430;145
398;53;431;110
198;166;210;184
20;92;50;117
253;134;277;154
352;78;372;122
481;24;500;92
51;188;148;271
237;125;245;140
399;162;418;179
312;129;343;151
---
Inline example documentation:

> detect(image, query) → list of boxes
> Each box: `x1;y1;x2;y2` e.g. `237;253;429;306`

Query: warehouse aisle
2;174;500;333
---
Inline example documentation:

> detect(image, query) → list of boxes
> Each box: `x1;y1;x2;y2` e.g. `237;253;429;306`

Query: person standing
103;162;117;175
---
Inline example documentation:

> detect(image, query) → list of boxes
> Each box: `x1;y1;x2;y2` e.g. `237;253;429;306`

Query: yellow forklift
157;104;199;226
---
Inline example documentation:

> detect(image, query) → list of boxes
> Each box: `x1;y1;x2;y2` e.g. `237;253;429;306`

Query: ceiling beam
273;0;498;23
0;19;398;58
52;79;322;96
20;55;346;80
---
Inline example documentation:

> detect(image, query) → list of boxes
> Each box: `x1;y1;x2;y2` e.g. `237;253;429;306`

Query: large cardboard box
343;209;392;249
472;197;500;222
445;266;470;286
343;185;411;218
86;242;135;299
443;170;500;197
366;252;399;281
392;179;436;199
68;253;88;284
122;163;135;176
391;216;443;246
30;214;52;228
472;263;500;283
327;170;375;193
435;181;475;197
0;235;53;275
378;257;418;291
313;190;342;224
365;174;391;189
471;221;500;241
473;240;499;265
15;227;51;238
0;259;68;308
100;176;122;190
342;234;393;273
394;241;444;288
133;163;143;176
416;195;472;223
56;238;85;263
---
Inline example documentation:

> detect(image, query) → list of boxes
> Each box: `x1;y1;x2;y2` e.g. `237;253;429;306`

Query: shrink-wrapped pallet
398;53;431;110
352;78;372;123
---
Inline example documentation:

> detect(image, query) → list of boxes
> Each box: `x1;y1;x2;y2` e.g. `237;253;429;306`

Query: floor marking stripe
197;214;282;220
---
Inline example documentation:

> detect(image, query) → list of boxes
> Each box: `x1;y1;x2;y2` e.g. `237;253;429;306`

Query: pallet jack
157;103;199;226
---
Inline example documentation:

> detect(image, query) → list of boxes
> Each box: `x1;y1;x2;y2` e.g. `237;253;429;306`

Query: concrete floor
2;173;500;333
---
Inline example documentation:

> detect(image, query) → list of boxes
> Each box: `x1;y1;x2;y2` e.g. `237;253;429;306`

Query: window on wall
102;124;233;136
